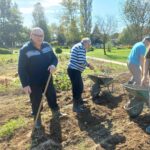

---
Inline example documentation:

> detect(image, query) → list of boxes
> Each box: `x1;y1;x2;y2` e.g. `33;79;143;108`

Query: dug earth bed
1;70;150;150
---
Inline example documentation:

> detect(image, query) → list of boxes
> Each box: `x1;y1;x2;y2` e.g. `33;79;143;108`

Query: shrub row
0;48;12;54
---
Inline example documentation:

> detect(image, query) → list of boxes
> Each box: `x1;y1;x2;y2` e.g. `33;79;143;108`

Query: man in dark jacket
18;27;60;128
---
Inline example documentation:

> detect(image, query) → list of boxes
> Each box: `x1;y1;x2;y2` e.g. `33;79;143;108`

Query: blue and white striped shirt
68;42;89;72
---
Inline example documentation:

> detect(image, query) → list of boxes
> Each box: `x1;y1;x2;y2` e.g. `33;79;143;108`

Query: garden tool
31;73;52;136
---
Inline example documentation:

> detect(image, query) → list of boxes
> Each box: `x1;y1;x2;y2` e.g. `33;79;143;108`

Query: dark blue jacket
18;41;58;87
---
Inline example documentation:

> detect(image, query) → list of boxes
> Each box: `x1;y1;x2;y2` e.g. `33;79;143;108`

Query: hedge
0;48;12;54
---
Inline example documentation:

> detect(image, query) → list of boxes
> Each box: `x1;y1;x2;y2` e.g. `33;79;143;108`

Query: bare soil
1;65;150;150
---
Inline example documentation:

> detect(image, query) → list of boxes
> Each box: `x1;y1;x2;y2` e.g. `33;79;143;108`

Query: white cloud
20;7;33;14
17;0;62;14
41;0;62;8
15;0;63;26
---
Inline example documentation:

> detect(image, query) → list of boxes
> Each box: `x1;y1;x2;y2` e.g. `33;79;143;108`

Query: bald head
30;27;44;48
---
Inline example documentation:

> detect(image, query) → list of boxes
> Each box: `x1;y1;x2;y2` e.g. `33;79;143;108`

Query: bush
54;72;71;91
106;41;112;52
116;45;132;49
0;48;12;54
60;46;69;49
55;47;62;54
50;41;58;46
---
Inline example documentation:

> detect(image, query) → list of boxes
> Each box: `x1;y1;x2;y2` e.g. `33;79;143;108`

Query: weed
0;117;25;138
54;71;71;91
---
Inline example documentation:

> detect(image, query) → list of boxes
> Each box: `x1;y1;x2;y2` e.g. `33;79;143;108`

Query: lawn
62;48;131;63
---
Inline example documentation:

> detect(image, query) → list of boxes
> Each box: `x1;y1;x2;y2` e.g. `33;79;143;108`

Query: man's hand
23;86;32;94
88;64;94;70
48;65;56;73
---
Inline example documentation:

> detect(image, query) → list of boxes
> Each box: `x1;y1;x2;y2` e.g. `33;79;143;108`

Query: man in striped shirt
67;38;94;113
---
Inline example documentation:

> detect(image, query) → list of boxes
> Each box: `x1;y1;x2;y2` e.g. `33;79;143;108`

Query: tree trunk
103;42;106;55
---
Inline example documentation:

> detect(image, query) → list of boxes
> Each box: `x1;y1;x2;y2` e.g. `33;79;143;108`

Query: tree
80;0;92;37
18;27;30;46
60;0;79;25
97;16;117;55
32;2;50;42
118;26;136;45
67;19;80;44
49;23;58;41
121;0;150;42
60;0;80;45
0;0;23;47
91;24;102;46
56;24;66;45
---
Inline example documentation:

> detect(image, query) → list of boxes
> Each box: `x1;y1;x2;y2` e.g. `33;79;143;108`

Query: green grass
0;53;18;65
63;48;130;63
83;61;128;77
87;48;130;62
58;52;128;77
0;117;25;138
0;77;22;93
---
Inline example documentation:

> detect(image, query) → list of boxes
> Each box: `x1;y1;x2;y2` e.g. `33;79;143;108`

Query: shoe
146;126;150;134
128;80;134;85
73;104;85;113
52;110;67;118
79;98;87;106
31;111;34;116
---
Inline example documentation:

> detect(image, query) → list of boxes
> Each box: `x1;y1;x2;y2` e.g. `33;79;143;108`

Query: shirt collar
29;40;43;50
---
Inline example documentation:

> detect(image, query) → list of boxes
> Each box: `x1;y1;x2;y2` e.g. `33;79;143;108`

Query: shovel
31;73;52;136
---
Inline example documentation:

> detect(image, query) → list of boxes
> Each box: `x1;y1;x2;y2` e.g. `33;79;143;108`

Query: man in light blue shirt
128;36;150;85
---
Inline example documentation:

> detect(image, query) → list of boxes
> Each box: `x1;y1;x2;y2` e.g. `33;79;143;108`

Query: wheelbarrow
123;83;149;118
88;74;114;99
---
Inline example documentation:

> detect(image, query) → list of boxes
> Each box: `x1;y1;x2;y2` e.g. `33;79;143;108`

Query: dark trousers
30;77;58;116
67;68;83;104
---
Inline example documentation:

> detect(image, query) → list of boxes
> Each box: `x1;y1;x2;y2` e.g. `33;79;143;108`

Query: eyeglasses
32;33;44;37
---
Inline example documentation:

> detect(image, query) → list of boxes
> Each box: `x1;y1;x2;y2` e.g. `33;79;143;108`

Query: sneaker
146;126;150;134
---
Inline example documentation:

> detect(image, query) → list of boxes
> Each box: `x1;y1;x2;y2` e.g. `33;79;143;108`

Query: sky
12;0;125;32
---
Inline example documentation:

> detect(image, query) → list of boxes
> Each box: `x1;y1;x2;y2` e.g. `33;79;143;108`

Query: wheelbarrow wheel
124;97;144;118
91;83;100;99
